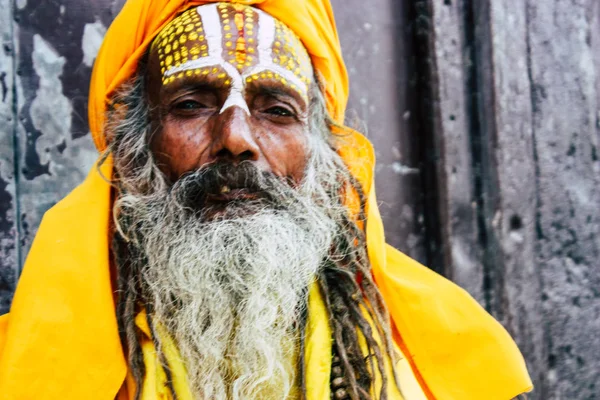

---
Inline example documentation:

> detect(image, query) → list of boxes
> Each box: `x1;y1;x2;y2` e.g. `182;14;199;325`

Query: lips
171;163;276;212
205;185;262;203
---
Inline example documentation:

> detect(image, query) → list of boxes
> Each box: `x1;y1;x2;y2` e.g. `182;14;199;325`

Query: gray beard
117;163;339;399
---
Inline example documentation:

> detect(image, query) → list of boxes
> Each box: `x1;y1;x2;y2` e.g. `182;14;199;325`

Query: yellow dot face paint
151;2;313;114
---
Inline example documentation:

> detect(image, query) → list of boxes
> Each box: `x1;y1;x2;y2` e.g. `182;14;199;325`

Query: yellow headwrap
0;1;532;399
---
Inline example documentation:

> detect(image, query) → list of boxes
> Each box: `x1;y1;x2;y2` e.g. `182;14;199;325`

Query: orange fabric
0;0;532;399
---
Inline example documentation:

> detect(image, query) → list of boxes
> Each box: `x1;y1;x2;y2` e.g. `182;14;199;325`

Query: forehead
152;3;313;99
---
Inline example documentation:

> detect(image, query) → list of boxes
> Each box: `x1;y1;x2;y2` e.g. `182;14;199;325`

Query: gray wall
0;0;598;398
421;2;600;398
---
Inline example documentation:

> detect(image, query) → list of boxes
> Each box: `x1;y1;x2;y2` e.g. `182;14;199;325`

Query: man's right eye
174;100;205;110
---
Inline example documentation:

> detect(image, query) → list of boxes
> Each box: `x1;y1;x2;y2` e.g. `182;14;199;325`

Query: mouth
205;185;262;203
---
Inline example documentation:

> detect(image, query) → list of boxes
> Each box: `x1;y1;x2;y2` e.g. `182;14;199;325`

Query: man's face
145;3;314;189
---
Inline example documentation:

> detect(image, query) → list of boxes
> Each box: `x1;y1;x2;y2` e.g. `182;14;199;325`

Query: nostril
238;150;255;161
214;148;256;162
215;148;233;159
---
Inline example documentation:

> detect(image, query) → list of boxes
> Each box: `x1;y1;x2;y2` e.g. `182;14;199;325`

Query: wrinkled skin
145;4;313;192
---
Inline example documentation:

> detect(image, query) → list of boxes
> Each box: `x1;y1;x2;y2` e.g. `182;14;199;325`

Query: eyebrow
250;84;306;109
160;77;222;98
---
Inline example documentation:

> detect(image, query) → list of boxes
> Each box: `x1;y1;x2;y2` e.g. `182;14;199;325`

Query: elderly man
0;1;532;399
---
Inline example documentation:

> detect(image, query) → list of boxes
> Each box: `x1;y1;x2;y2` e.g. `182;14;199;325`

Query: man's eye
265;106;293;117
174;100;205;110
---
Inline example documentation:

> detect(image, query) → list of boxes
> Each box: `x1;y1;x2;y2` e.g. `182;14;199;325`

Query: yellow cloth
127;284;426;400
0;0;532;399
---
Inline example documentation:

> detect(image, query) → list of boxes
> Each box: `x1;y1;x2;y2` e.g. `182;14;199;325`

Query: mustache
170;162;294;211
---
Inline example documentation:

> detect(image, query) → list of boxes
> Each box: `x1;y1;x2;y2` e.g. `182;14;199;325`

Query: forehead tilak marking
223;4;259;71
201;4;249;113
244;9;309;93
156;3;313;113
155;8;208;85
163;4;250;114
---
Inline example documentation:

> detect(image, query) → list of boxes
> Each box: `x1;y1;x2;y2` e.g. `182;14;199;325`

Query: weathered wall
0;0;112;313
0;0;18;313
331;0;426;260
423;0;600;398
0;0;598;398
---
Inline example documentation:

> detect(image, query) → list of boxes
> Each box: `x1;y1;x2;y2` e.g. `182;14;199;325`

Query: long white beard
132;181;336;399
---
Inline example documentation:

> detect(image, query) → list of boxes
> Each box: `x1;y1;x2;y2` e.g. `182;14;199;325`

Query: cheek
288;135;310;180
151;119;212;178
257;127;310;181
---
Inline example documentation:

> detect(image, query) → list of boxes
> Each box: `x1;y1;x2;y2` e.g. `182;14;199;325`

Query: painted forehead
152;3;313;100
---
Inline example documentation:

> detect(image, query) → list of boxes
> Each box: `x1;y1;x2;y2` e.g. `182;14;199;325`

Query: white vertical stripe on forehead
255;8;275;66
245;8;309;94
195;4;221;58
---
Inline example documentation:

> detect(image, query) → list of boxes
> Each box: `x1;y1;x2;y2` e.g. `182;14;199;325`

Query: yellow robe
119;285;428;400
0;0;532;399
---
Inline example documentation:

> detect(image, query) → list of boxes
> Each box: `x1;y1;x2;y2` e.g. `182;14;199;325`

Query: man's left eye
264;106;293;117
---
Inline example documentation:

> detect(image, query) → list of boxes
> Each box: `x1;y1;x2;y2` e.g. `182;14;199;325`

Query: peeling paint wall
14;1;115;268
0;0;598;398
0;0;17;313
0;0;131;314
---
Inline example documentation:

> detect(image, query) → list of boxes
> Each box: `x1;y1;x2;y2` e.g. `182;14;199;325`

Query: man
0;1;532;399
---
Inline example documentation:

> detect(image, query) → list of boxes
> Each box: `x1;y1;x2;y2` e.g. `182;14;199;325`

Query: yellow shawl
122;285;428;400
0;0;532;399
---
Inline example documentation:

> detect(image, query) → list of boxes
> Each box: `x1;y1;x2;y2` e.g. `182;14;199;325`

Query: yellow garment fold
131;311;196;400
0;158;124;400
128;284;426;400
0;0;532;399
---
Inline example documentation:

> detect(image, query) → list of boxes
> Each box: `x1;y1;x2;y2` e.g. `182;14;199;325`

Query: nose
210;107;259;163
